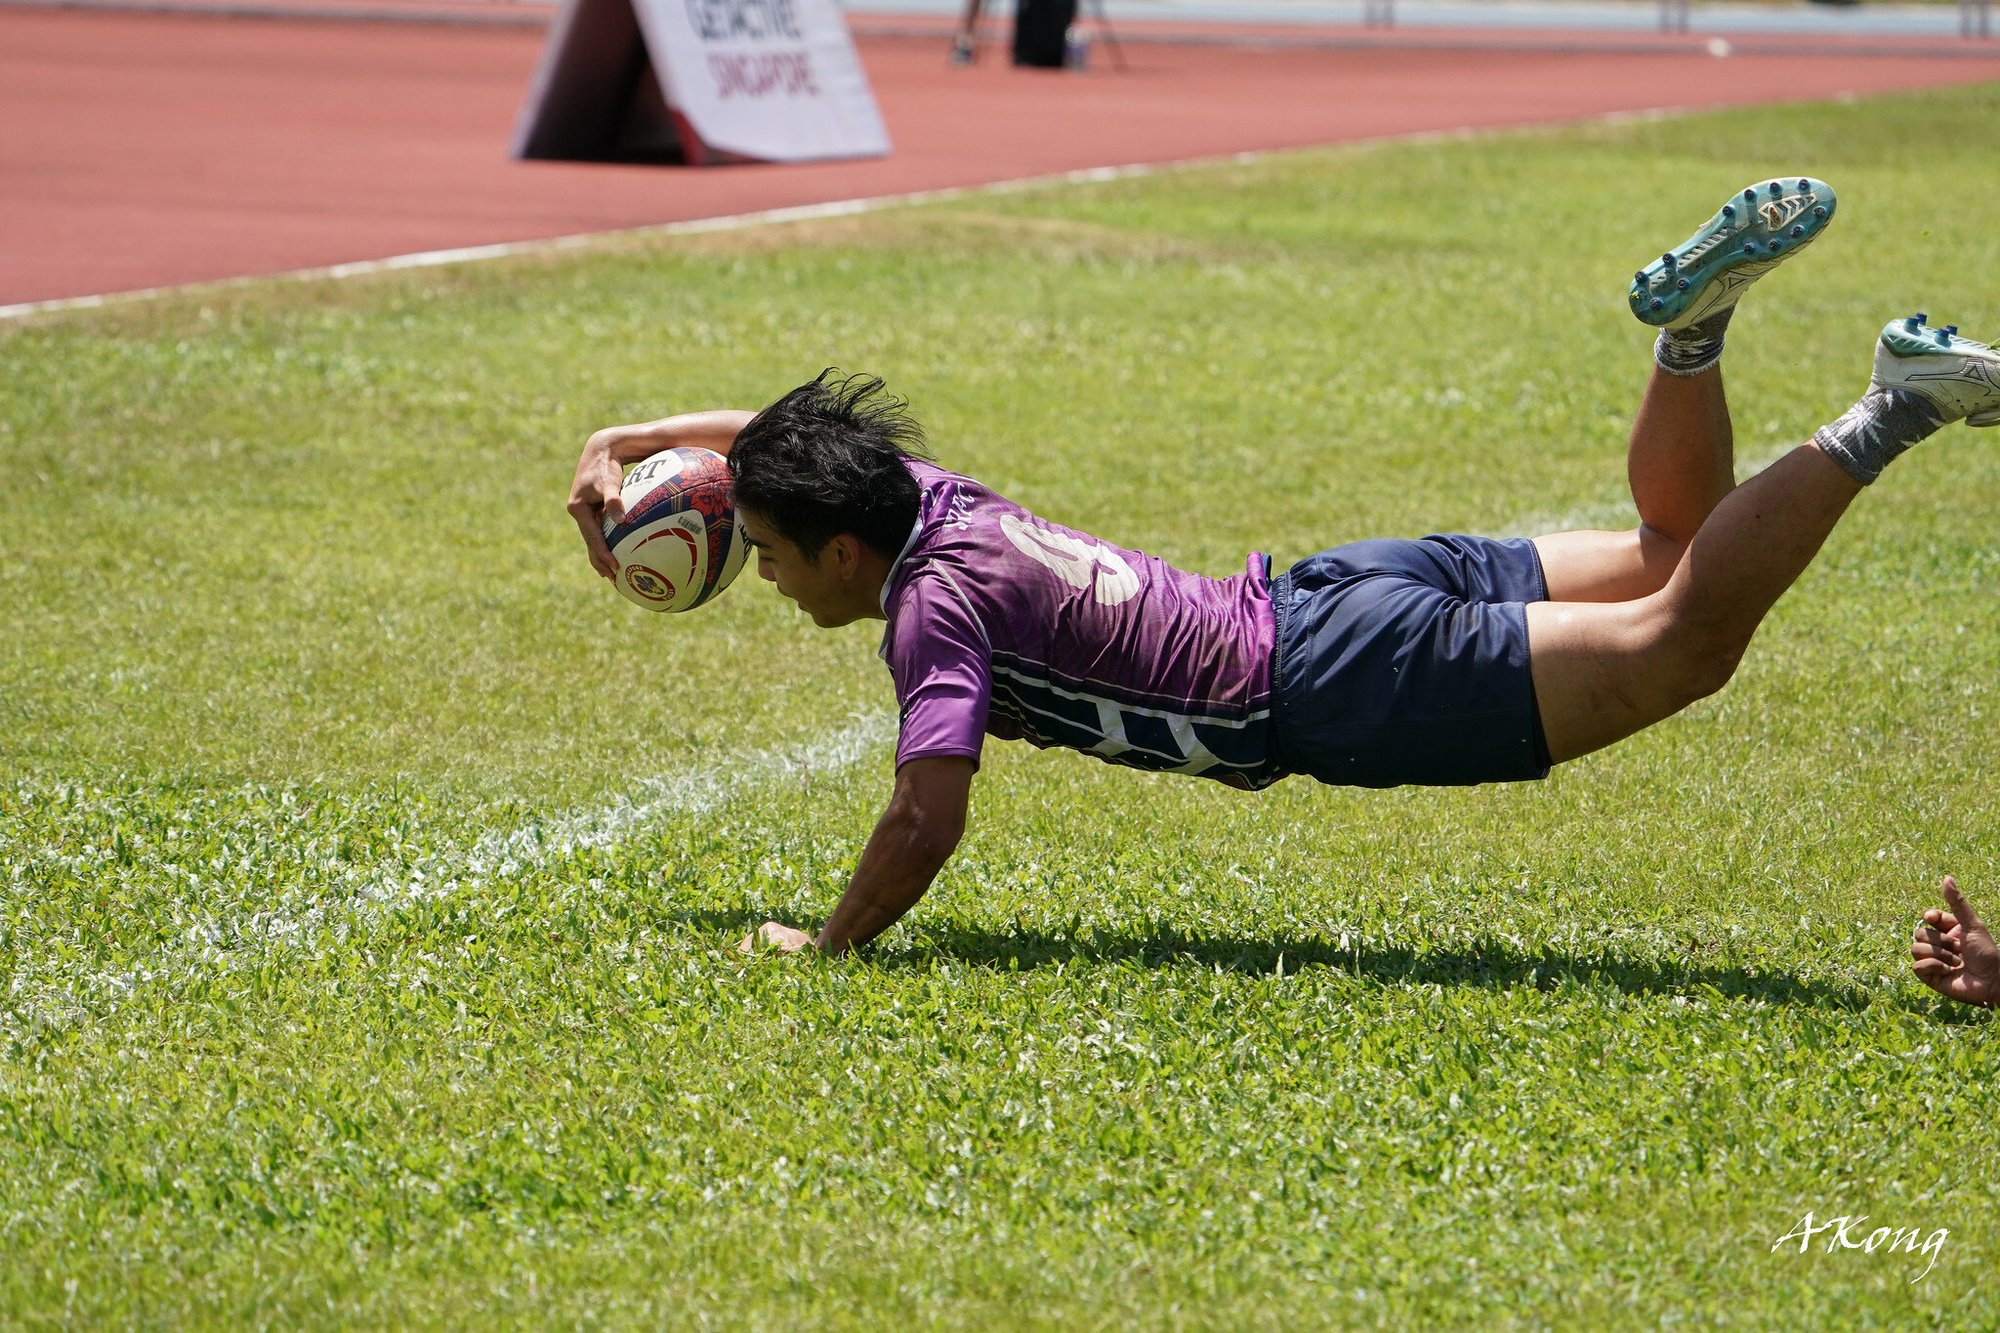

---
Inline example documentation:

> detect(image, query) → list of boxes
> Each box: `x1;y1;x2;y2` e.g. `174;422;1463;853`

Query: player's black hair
728;370;932;559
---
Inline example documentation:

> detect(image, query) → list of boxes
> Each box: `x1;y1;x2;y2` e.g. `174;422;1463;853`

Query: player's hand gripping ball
602;447;749;612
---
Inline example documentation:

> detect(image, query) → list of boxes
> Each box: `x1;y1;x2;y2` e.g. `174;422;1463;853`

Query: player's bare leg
1529;441;1857;760
1535;364;1738;602
1529;315;2000;763
1534;178;1834;603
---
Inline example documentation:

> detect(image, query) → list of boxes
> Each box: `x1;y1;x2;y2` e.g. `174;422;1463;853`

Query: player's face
739;509;861;628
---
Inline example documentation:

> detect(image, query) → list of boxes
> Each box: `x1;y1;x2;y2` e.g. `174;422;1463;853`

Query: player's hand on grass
566;431;627;581
740;921;817;956
1911;876;1999;1009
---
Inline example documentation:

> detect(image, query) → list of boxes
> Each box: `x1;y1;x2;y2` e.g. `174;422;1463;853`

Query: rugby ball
602;447;748;612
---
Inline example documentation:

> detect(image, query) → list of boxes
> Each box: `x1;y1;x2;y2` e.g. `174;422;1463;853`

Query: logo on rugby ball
623;564;677;603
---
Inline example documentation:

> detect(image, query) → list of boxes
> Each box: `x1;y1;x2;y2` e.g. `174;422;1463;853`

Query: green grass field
4;81;1999;1327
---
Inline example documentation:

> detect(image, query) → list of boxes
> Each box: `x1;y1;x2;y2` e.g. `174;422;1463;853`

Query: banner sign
512;0;889;165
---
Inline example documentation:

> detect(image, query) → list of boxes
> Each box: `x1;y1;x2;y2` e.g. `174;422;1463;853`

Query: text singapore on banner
512;0;890;165
664;0;889;161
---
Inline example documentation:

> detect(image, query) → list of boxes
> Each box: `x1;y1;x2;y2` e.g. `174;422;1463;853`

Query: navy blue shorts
1269;534;1551;788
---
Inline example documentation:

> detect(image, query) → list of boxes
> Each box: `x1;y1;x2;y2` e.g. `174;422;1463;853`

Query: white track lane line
0;161;1254;322
0;105;1701;323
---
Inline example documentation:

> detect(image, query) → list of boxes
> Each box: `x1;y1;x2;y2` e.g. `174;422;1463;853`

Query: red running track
3;6;1998;307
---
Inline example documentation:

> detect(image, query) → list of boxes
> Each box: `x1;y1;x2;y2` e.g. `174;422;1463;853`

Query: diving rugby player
566;178;2000;957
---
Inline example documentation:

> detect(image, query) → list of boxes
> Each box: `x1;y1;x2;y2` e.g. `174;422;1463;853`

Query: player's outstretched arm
1911;876;2000;1009
741;757;974;957
567;410;756;579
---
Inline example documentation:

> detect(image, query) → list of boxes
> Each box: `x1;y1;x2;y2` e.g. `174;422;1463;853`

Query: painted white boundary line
10;712;896;1033
1487;439;1799;539
0;105;1698;324
0;163;1243;322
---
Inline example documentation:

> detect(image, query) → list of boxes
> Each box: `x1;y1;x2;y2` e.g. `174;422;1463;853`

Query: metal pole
1084;0;1128;71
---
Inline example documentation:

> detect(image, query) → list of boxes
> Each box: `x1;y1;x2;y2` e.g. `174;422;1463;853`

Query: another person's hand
1911;876;1999;1009
566;431;627;580
739;921;817;955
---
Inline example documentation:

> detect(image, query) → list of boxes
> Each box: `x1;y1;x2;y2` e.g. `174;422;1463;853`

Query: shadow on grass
915;922;1888;1011
684;908;1930;1012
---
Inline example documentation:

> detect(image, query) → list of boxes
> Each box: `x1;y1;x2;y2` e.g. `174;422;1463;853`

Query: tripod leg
1086;0;1129;70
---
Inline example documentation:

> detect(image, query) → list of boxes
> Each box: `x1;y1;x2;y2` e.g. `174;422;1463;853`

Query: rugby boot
1630;177;1836;329
1872;314;2000;427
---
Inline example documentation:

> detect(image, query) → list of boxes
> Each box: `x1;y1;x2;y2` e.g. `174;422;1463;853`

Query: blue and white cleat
1629;177;1836;330
1872;314;2000;427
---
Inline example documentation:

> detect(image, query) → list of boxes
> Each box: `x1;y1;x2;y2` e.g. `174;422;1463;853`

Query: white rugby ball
601;447;749;613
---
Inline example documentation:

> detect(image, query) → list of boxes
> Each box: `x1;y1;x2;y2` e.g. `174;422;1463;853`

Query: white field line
0;164;1254;322
439;710;893;885
8;711;895;1034
1477;438;1801;539
0;104;1705;323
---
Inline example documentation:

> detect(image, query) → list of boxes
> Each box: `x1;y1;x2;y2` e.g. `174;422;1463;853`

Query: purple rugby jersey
878;460;1282;789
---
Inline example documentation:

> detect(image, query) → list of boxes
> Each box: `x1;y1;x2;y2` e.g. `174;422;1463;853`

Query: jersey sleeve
884;571;992;770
